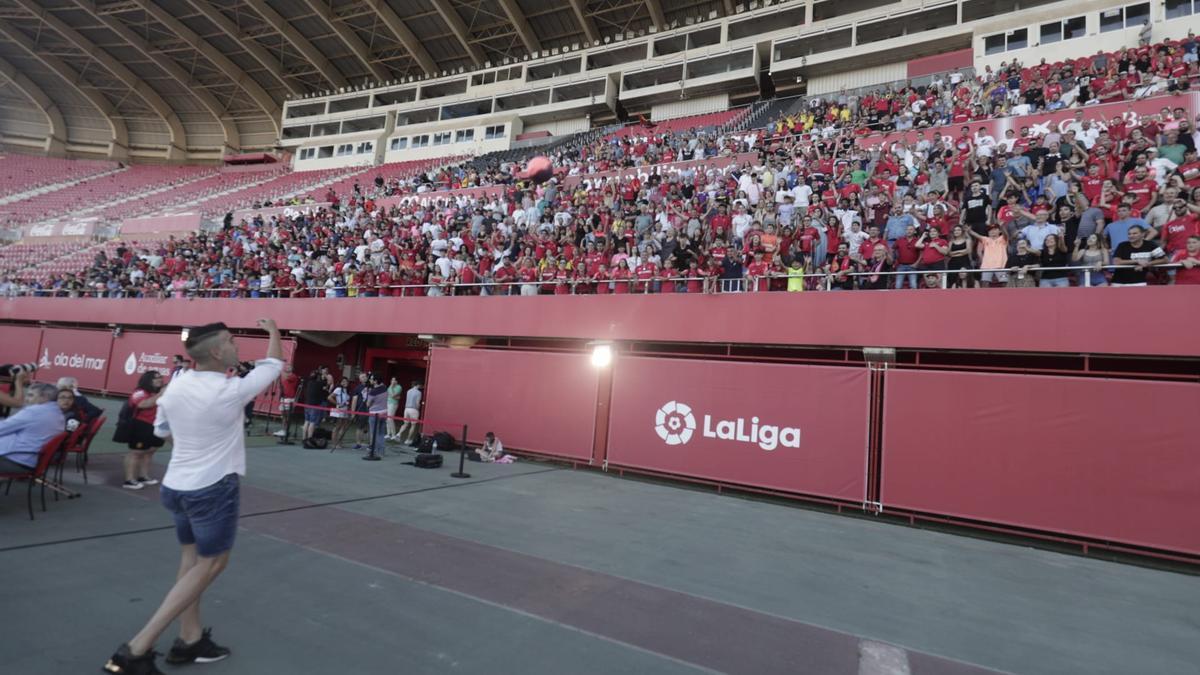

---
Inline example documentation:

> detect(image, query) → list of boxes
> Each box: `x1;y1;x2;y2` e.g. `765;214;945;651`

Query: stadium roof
0;0;732;157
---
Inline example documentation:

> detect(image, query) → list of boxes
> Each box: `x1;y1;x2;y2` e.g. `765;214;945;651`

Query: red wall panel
34;328;114;391
606;356;870;501
881;370;1200;555
4;287;1200;357
106;331;182;395
424;348;598;459
906;49;972;78
0;324;43;367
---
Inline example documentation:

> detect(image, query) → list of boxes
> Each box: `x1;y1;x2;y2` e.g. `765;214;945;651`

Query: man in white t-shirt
104;319;282;675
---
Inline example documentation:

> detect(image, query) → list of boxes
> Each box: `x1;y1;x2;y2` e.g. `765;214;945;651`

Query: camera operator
0;363;35;416
233;361;256;431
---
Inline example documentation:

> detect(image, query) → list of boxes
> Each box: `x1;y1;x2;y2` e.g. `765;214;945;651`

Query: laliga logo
655;401;696;446
655;401;801;452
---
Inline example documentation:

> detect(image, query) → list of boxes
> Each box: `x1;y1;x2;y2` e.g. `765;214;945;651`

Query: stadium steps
0;166;126;207
75;169;221;216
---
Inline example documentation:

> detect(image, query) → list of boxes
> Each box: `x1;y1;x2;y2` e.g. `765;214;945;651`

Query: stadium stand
1;36;1199;300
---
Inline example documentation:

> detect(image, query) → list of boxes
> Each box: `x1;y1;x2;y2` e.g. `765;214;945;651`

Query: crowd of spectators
2;35;1200;299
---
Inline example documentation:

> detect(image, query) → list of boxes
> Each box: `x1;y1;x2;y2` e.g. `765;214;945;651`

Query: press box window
484;125;506;139
455;129;474;142
1039;16;1085;44
389;137;407;151
433;132;452;146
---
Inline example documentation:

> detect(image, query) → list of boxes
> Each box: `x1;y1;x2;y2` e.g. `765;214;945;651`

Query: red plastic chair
0;432;70;520
57;415;106;486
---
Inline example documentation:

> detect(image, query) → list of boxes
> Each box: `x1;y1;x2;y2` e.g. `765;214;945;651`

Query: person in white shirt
103;319;282;674
474;431;506;462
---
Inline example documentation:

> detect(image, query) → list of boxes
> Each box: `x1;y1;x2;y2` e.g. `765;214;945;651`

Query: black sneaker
165;628;231;665
103;644;163;674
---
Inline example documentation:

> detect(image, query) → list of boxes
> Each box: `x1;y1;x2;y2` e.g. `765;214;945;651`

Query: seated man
56;376;103;428
471;431;510;463
0;383;66;472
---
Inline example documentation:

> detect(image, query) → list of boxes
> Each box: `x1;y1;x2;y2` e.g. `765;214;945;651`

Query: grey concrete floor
1;397;1197;674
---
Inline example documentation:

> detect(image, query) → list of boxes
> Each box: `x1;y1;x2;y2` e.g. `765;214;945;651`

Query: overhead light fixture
180;328;190;343
590;343;613;369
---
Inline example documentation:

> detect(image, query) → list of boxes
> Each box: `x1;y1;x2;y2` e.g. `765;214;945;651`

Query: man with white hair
0;382;63;473
55;376;102;423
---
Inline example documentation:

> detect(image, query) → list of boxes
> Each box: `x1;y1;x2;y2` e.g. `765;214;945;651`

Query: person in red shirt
278;362;300;425
553;261;572;295
593;264;611;294
1171;235;1200;285
892;225;921;289
490;258;514;296
1177;147;1200;190
516;260;539;296
1079;164;1105;203
538;261;557;294
1161;201;1200;255
457;263;477;295
915;228;949;273
633;258;658;293
123;370;165;490
611;259;632;294
1124;166;1157;212
745;251;770;292
684;260;705;294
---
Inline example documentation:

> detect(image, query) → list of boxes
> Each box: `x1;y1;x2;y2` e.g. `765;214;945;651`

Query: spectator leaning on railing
5;37;1200;297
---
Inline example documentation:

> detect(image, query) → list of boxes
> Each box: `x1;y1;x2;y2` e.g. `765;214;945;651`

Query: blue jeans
369;415;388;455
895;264;917;289
1039;277;1070;288
160;473;240;557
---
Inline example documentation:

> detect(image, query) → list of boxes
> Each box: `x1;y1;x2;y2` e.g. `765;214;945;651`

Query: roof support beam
495;0;541;54
0;18;129;159
12;0;185;159
71;0;240;152
297;0;390;83
242;0;348;90
567;0;600;44
360;0;438;76
0;54;67;154
127;0;281;137
182;0;302;97
645;0;667;31
430;0;485;66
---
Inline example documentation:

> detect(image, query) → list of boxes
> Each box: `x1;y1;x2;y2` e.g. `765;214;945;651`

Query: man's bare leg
127;548;230;656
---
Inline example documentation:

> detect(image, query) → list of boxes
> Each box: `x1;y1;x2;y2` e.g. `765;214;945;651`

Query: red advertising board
424;347;598;459
881;370;1200;556
34;328;114;391
0;324;44;369
120;212;201;235
105;331;183;395
605;356;870;501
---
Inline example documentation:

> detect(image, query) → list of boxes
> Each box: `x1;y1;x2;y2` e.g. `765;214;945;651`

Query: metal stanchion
451;424;470;478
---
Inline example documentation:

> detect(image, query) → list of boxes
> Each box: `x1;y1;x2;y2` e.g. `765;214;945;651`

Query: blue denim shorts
304;408;323;424
160;473;241;557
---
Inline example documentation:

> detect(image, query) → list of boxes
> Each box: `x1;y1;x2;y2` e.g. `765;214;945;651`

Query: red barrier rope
290;401;464;428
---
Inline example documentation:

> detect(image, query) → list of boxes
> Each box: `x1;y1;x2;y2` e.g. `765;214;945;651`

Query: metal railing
1;262;1186;299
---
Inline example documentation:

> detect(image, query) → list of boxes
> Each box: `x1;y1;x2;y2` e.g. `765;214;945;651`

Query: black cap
185;322;229;349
